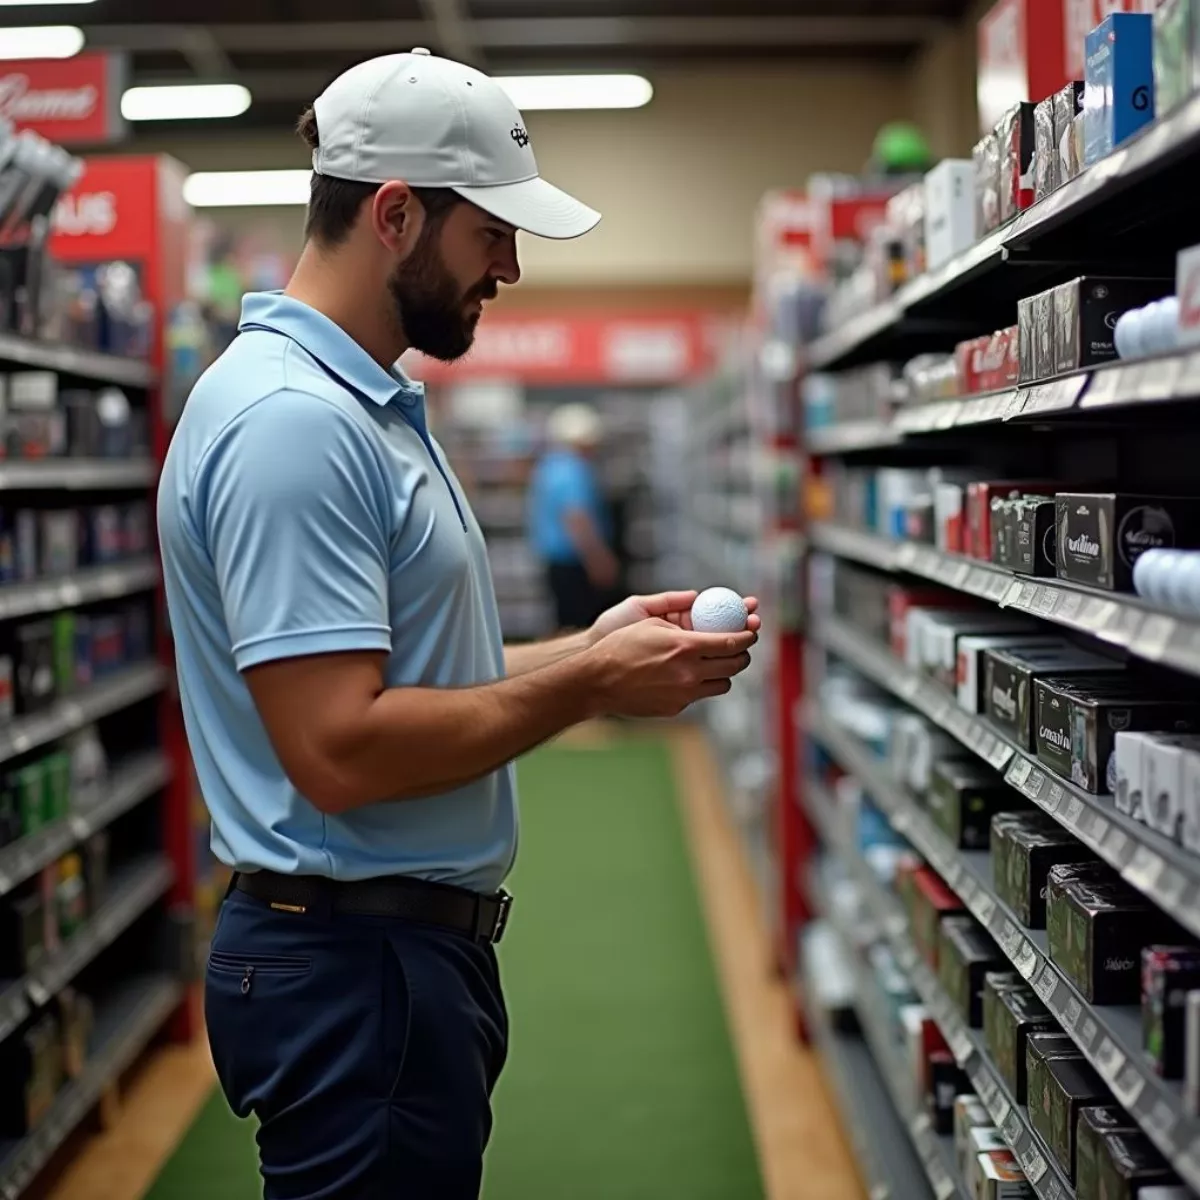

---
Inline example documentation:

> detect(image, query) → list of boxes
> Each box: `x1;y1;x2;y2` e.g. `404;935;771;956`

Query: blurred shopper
528;401;621;630
157;47;759;1200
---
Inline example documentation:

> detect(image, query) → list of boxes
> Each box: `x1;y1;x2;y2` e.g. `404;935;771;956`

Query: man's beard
388;223;495;363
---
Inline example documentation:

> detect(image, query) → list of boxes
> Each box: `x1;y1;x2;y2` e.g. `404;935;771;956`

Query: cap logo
510;125;530;149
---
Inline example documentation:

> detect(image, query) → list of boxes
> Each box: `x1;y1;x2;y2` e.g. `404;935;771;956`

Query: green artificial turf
144;738;763;1200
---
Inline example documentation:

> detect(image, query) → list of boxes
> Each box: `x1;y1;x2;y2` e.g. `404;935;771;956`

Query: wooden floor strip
668;725;863;1200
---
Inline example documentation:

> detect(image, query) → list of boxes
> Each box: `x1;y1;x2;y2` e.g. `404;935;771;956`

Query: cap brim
451;176;600;240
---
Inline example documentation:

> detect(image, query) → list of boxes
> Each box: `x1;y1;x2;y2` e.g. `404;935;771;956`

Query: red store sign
0;52;129;145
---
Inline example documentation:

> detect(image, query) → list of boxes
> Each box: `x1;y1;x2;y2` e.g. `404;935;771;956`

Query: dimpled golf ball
691;587;749;633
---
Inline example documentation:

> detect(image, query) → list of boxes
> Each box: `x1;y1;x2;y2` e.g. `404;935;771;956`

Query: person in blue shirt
156;49;759;1200
527;402;622;631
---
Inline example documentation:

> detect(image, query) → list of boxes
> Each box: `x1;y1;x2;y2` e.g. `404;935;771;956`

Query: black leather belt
233;870;513;944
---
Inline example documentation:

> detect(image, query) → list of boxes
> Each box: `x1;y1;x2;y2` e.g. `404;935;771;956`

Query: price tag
950;1026;973;1064
1156;868;1187;910
1004;389;1032;420
999;919;1022;956
1015;939;1038;979
936;402;963;430
987;574;1012;603
1033;965;1059;1004
1095;1037;1125;1083
951;561;970;589
1103;826;1129;863
1138;355;1184;402
1177;349;1200;400
966;567;992;596
1064;796;1086;827
1056;591;1084;624
975;893;996;928
1023;769;1046;800
1079;1016;1099;1050
1133;613;1177;661
1018;1142;1046;1180
1008;758;1032;789
1003;1108;1022;1144
1142;1100;1178;1154
988;737;1014;770
1082;364;1125;407
1091;815;1110;845
1002;580;1026;609
1033;588;1061;618
1112;1063;1146;1109
1081;598;1119;632
1063;997;1082;1032
1126;846;1166;893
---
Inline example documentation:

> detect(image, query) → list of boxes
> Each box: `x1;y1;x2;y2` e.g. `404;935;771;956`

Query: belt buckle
489;889;513;944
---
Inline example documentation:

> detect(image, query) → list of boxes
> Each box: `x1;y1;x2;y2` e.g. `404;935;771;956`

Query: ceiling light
494;74;652;111
121;84;251;122
183;169;311;208
0;0;95;5
0;24;84;59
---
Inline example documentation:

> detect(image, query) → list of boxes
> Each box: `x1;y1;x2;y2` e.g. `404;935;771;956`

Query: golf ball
1114;307;1145;360
691;587;749;633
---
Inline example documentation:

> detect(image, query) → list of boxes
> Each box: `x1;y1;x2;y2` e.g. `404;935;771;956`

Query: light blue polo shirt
157;291;517;894
526;447;609;564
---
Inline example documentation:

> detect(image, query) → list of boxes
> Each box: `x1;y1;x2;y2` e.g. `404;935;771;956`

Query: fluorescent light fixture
121;83;251;122
494;74;652;111
0;24;83;59
183;169;311;208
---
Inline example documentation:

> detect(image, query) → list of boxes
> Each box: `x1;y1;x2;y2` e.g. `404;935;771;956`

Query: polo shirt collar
238;290;425;408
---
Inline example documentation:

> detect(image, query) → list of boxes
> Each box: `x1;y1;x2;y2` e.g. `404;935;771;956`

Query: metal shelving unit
0;333;157;390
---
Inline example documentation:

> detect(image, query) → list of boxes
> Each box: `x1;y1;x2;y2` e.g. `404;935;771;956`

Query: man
528;401;621;631
157;48;758;1200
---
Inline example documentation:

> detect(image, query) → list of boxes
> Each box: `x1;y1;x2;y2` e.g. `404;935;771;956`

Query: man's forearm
504;629;592;676
324;651;605;811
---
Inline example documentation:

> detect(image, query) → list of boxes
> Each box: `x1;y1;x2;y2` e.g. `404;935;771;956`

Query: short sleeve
196;391;393;671
546;457;592;513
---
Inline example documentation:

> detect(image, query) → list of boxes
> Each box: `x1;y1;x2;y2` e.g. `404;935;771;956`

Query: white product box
1176;242;1200;349
976;1149;1033;1199
925;159;978;271
1114;732;1152;821
956;635;1069;714
935;481;966;553
878;468;927;540
967;1128;1008;1195
1186;990;1200;1117
925;614;1039;690
1143;734;1200;841
953;1095;991;1181
1181;743;1200;854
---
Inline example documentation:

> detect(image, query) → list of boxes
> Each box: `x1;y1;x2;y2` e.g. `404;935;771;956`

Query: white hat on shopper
547;403;603;447
311;48;601;240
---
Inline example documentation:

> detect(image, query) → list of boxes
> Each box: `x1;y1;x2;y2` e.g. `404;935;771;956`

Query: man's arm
563;507;620;588
503;629;591;676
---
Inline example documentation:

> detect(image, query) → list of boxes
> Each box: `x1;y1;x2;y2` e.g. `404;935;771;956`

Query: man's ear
370;182;423;256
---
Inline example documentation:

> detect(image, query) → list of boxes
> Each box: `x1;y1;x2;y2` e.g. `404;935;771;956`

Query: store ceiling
37;0;974;129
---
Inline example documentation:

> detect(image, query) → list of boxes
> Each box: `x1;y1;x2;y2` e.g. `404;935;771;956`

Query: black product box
56;986;94;1080
928;1050;970;1135
62;390;102;458
1012;497;1057;576
0;1012;62;1137
1056;492;1200;592
1017;287;1055;382
1046;866;1184;1003
0;779;18;849
984;645;1116;750
0;890;46;976
83;504;123;566
14;509;36;583
990;496;1020;566
121;500;151;558
1034;675;1200;794
1053;83;1085;185
1034;97;1057;200
0;653;14;725
1026;1033;1085;1122
73;615;92;688
1053;277;1172;376
12;620;56;715
928;759;1017;850
983;973;1056;1102
1029;1055;1109;1182
992;811;1098;928
1017;296;1036;383
90;614;125;677
938;915;1004;1028
83;829;109;910
1076;1106;1139;1200
1143;946;1200;1079
7;371;65;460
998;102;1036;224
38;510;77;577
1094;1131;1179;1199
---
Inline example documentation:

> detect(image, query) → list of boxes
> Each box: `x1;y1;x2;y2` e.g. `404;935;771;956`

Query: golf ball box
1052;277;1171;376
1076;1106;1140;1200
983;972;1057;1103
937;913;1004;1027
974;131;1002;235
1028;1052;1108;1182
998;101;1037;224
924;158;977;271
1034;97;1057;201
1084;13;1156;166
991;810;1097;929
976;1149;1033;1199
927;757;1021;851
1091;1130;1180;1198
1053;82;1086;192
1143;946;1200;1079
1011;496;1057;575
957;634;1068;715
1055;492;1200;592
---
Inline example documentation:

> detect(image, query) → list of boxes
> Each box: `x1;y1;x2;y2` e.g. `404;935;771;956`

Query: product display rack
0;296;186;1195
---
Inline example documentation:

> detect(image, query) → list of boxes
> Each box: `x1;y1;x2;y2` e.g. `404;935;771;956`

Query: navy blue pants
205;888;509;1199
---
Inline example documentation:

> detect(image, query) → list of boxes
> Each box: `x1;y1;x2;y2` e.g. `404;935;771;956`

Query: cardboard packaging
1154;0;1194;116
929;1051;970;1134
1143;946;1200;1079
1034;97;1058;200
976;1149;1034;1198
1115;729;1154;821
992;810;1098;928
983;644;1117;750
1012;495;1057;575
983;973;1056;1102
1143;733;1200;839
909;867;966;970
1029;1054;1109;1181
917;610;1036;690
1046;865;1184;1003
999;102;1037;224
1054;81;1086;187
954;1094;994;1182
1084;13;1156;166
925;159;977;271
1052;277;1172;375
974;132;1003;235
938;914;1005;1027
929;758;1023;850
967;1129;1010;1194
967;478;1060;561
1076;1106;1141;1200
1056;492;1200;592
957;634;1067;715
1093;1130;1180;1198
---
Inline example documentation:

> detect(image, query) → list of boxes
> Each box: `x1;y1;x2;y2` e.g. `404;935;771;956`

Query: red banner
402;311;739;386
0;52;128;145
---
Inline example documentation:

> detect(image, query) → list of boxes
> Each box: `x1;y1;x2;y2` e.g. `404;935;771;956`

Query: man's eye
486;228;509;242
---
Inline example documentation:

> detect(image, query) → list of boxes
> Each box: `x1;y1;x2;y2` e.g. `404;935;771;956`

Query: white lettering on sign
51;192;117;237
469;323;571;367
0;73;97;123
604;325;688;379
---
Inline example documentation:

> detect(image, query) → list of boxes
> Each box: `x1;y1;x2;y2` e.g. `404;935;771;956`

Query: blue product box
1084;13;1155;165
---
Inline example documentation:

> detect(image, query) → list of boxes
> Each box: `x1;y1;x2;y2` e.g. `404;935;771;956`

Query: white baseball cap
312;48;601;241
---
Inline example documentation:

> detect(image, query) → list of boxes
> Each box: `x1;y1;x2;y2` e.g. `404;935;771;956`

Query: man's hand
589;591;761;644
586;619;757;718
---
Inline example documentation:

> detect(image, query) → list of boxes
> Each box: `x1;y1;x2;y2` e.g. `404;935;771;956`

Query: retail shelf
0;333;156;390
0;972;182;1200
812;614;1200;942
24;855;174;1009
806;708;1200;1193
812;780;1074;1199
800;951;935;1200
0;753;172;899
801;89;1200;373
0;663;168;769
0;460;157;491
0;559;159;624
810;521;1200;679
805;419;903;455
0;980;28;1050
